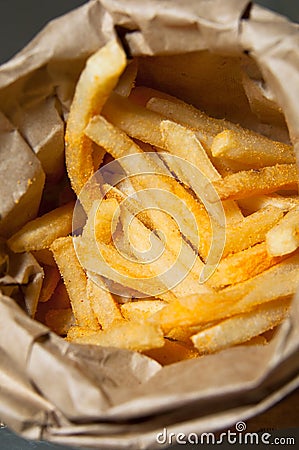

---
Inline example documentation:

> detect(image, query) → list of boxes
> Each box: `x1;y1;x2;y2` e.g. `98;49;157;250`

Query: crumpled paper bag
0;1;299;448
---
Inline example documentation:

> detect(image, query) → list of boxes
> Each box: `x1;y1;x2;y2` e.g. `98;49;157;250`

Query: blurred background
0;0;298;449
0;0;298;64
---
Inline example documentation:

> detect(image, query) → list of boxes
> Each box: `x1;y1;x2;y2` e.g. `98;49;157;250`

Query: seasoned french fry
151;252;299;333
102;92;165;148
85;114;213;260
92;198;120;245
161;120;220;181
240;335;268;346
266;206;299;256
66;321;164;352
211;129;295;167
145;95;247;174
223;205;283;256
209;242;284;289
76;231;176;302
160;120;243;223
7;201;75;253
45;308;75;336
191;297;290;354
65;40;126;207
212;164;298;201
121;300;167;322
238;193;299;214
51;236;99;329
143;339;199;365
146;95;241;150
87;277;123;329
39;264;61;303
114;59;138;97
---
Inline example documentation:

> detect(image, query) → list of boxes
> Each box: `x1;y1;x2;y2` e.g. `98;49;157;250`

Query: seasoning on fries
7;39;299;364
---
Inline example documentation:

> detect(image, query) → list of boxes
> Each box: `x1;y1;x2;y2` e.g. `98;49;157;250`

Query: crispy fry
208;242;284;289
39;264;61;303
212;164;298;201
51;236;99;329
151;253;299;333
121;300;167;322
87;277;123;329
85;114;213;260
7;201;75;252
114;59;138;97
143;339;199;365
65;40;126;207
191;297;290;354
160;120;243;223
223;205;283;257
211;129;295;167
76;231;176;302
266;206;299;256
66;321;164;352
238;193;299;214
102;92;165;148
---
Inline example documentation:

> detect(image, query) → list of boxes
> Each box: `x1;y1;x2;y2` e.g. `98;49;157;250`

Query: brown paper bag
0;1;299;448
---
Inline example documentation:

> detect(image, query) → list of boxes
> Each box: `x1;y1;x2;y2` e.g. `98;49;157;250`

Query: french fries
211;164;298;201
7;201;75;252
211;129;295;167
6;44;299;365
65;39;126;209
191;297;290;354
51;236;99;329
266;206;299;256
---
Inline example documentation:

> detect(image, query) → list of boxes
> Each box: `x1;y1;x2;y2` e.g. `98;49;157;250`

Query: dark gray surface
0;0;298;449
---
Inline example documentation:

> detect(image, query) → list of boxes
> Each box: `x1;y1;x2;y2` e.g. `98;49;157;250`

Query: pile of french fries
7;39;299;366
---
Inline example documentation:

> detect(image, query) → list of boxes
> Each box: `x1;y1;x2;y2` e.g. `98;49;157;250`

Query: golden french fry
65;40;126;206
209;242;284;289
211;129;295;167
212;164;298;201
191;297;290;354
223;205;283;257
121;300;167;322
87;277;123;329
160;120;243;223
240;335;268;346
66;321;164;352
151;252;299;333
146;95;241;150
160;120;220;181
146;95;250;175
51;236;99;329
238;193;299;214
266;206;299;256
76;230;176;302
39;264;61;303
85;114;212;260
114;59;138;97
92;198;120;245
7;201;75;252
144;338;199;365
102;92;165;148
45;308;75;336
